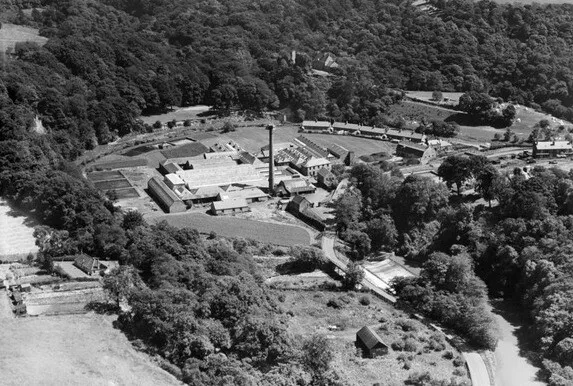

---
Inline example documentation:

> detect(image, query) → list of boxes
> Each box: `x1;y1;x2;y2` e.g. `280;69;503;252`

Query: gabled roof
535;141;572;150
397;141;429;152
165;173;185;186
212;198;249;211
280;179;316;194
148;176;183;206
356;326;388;350
317;167;335;179
303;157;330;168
291;195;308;205
74;255;97;274
302;120;331;128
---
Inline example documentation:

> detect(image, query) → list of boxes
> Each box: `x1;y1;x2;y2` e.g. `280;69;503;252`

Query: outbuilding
211;198;249;215
148;176;187;213
356;326;389;358
317;168;337;189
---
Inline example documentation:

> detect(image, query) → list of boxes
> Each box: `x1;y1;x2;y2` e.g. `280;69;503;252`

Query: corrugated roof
218;187;267;201
188;157;237;169
212;198;249;211
177;164;265;189
356;326;387;350
148;176;183;206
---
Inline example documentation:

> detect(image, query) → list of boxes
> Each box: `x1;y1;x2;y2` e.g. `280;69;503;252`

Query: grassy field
0;23;47;52
147;212;312;246
0;200;38;261
86;170;123;182
386;100;573;142
0;313;180;385
280;290;469;386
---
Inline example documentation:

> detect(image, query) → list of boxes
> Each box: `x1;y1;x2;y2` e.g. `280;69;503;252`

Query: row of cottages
533;140;573;158
148;176;187;213
211;198;249;215
300;120;426;144
396;142;437;165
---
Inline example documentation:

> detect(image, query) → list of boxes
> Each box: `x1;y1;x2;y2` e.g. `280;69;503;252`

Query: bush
403;360;412;370
327;298;343;309
359;295;371;306
443;350;454;360
391;341;405;351
278;294;286;302
396;319;419;332
404;338;418;352
453;368;466;377
453;355;465;367
272;248;286;256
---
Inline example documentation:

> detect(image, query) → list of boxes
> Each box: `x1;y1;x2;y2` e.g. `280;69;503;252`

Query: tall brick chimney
267;124;275;194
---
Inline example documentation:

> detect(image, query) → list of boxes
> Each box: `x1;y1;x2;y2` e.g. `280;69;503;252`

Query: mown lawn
147;212;312;246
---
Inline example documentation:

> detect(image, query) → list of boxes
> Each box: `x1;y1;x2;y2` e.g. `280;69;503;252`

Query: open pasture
0;23;48;52
0;313;180;385
147;212;311;246
93;179;132;190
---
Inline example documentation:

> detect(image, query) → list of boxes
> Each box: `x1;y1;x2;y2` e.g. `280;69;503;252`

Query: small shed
74;255;100;276
211;198;249;215
356;326;389;358
20;283;32;293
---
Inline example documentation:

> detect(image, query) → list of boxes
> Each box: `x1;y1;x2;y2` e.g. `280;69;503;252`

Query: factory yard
0;313;180;386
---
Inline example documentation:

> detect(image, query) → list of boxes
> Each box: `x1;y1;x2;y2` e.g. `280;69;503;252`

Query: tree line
334;159;573;384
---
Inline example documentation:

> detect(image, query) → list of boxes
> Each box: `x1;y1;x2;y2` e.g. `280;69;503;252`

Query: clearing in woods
0;313;181;386
0;23;48;52
0;200;38;261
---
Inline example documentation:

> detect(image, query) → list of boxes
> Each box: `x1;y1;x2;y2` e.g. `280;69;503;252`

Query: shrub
453;368;466;377
278;294;286;302
327;298;343;309
443;350;454;360
359;295;371;306
272;248;286;256
405;371;432;386
396;319;419;332
404;338;418;352
391;341;404;351
453;355;465;367
403;360;412;370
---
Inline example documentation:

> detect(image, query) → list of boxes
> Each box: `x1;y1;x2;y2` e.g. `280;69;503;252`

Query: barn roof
148;176;183;206
356;326;388;350
212;198;249;211
74;255;97;274
317;167;335;179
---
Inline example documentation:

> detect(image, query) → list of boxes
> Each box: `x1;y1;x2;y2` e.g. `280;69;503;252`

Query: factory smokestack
267;124;275;194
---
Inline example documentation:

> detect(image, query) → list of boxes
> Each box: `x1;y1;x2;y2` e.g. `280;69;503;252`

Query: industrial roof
535;141;572;150
303;157;331;168
317;167;335;179
212;198;249;211
148;176;183;206
160;161;183;173
188;157;237;169
177;164;265;189
218;187;267;201
397;141;429;152
165;173;185;185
